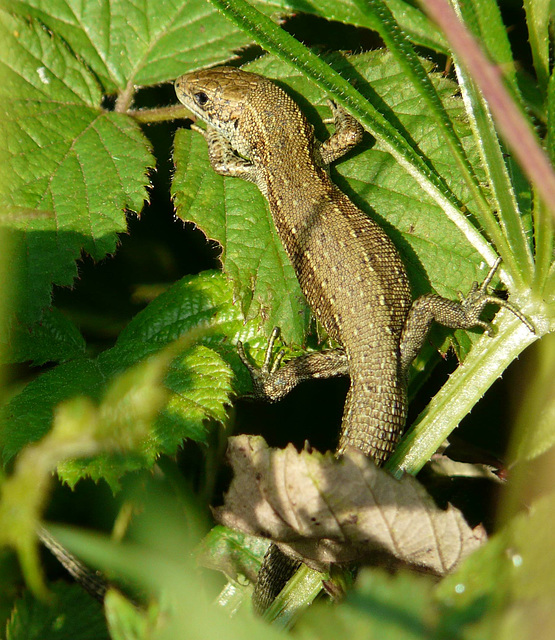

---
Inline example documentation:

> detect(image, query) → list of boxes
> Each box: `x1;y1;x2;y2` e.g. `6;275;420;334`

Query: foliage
0;0;554;638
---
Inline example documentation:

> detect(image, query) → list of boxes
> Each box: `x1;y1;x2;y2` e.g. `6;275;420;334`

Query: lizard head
175;66;261;138
175;66;312;167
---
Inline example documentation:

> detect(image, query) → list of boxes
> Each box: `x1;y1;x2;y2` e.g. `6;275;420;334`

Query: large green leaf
0;0;257;91
0;272;247;487
0;11;154;323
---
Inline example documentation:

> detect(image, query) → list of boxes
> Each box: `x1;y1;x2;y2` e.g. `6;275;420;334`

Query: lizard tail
336;369;407;465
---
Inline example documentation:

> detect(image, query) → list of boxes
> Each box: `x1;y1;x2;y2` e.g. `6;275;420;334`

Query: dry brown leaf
214;435;486;575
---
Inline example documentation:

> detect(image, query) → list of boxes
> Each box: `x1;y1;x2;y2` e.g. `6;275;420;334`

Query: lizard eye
194;91;209;107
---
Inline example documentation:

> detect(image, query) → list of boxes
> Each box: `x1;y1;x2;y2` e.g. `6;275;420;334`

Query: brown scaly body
176;68;412;462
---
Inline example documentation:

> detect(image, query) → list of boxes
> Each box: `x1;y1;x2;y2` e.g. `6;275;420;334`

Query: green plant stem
441;0;536;287
419;0;555;219
131;105;193;124
263;563;326;629
523;0;551;95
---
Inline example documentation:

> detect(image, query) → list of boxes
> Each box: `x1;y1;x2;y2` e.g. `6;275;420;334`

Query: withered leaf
214;435;485;575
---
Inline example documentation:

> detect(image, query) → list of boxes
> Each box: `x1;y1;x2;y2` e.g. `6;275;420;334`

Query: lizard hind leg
399;258;535;375
238;328;349;402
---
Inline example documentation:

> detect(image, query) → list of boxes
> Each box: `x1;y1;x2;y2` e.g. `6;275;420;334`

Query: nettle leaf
0;308;86;366
1;272;247;487
172;51;494;356
3;0;261;91
0;11;154;324
6;581;109;640
173;129;311;345
215;436;485;576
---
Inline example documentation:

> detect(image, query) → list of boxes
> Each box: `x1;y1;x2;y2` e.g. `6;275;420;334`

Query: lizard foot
237;327;286;401
457;258;535;335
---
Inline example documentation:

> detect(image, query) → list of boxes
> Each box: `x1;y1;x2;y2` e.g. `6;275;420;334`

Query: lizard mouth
174;76;197;113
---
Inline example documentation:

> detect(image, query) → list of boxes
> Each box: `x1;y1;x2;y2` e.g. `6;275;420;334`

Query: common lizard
174;66;533;613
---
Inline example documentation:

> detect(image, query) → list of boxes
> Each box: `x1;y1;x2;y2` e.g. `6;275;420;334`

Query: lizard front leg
192;123;260;185
317;100;364;166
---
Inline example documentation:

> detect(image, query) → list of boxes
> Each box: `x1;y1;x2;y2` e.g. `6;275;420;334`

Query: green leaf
294;566;494;638
1;309;86;366
47;498;285;640
1;358;106;466
0;355;170;592
0;11;154;323
1;272;245;487
422;0;555;238
296;569;441;640
351;0;500;249
2;0;258;92
271;0;448;54
436;491;555;638
5;582;109;640
111;269;246;352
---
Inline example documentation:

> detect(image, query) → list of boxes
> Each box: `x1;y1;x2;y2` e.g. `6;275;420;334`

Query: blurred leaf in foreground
0;345;171;595
1;273;241;486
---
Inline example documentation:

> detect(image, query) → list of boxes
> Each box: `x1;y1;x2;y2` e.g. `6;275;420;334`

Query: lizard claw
262;327;285;374
459;258;535;334
237;327;286;399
